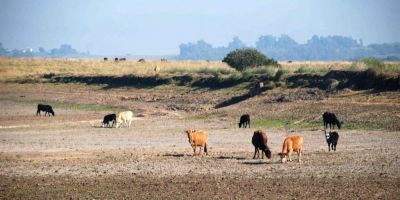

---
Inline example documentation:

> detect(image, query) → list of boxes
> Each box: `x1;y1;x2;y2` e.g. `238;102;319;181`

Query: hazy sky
0;0;399;55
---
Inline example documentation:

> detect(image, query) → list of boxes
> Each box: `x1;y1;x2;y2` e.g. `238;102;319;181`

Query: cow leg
298;150;302;163
288;149;293;162
192;147;196;156
328;144;331;152
253;148;258;159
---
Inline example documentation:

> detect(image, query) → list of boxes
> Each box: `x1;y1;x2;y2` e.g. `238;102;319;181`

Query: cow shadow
162;153;186;157
242;160;279;165
215;156;246;160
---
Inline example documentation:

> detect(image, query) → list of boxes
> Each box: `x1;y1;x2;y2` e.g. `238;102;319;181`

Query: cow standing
102;114;116;127
36;104;55;116
323;112;341;130
239;114;250;128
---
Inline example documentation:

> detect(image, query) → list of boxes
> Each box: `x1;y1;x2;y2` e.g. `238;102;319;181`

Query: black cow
119;58;126;61
251;130;271;159
114;57;119;62
239;114;250;128
323;112;341;130
324;130;339;152
102;114;116;127
103;57;108;61
138;58;145;63
36;104;55;116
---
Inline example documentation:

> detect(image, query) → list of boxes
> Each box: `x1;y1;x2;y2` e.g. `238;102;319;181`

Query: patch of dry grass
1;58;399;82
0;58;230;81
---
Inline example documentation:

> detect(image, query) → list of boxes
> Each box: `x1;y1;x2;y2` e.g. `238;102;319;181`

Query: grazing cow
278;134;303;163
103;57;108;61
251;130;272;159
185;129;208;156
119;58;126;61
102;114;116;128
36;104;55;116
160;58;167;62
115;111;133;128
238;114;250;128
323;112;341;130
138;58;145;63
324;130;339;152
154;65;160;73
114;57;119;62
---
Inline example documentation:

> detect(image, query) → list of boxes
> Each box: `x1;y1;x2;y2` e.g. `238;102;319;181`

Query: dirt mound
288;70;400;91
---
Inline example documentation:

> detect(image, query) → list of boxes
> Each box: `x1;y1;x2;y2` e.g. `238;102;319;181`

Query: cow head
264;149;272;159
278;153;288;163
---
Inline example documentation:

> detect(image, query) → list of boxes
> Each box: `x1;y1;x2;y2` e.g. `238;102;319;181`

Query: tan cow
278;134;303;163
154;65;160;73
185;129;208;156
115;111;133;128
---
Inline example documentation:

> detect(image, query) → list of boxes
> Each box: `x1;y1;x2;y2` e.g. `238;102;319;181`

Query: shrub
275;68;289;82
222;48;277;71
361;57;385;68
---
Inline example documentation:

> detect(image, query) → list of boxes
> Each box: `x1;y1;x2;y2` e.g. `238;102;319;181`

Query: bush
275;68;289;82
222;48;277;71
361;57;385;70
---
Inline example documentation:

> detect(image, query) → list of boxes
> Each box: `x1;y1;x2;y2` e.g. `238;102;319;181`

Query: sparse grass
0;96;120;112
294;66;329;74
242;65;279;77
279;61;353;73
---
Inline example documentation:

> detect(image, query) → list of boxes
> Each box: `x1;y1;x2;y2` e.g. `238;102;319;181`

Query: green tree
222;48;277;71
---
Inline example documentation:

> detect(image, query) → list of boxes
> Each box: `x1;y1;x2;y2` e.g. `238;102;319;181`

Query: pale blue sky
0;0;399;55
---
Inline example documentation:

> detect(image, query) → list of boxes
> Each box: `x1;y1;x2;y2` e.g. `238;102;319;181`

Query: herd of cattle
103;57;168;63
36;104;340;163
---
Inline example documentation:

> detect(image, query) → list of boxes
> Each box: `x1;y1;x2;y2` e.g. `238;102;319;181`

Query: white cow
115;111;133;128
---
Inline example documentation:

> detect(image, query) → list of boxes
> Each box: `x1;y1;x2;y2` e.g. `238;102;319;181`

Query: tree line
176;35;400;61
0;43;89;58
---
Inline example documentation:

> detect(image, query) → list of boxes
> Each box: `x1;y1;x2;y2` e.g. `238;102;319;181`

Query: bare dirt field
0;82;399;199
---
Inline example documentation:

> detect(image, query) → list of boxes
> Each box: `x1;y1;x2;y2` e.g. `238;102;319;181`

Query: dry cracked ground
0;83;399;199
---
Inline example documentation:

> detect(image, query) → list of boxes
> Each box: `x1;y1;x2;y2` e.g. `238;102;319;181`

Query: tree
222;48;277;71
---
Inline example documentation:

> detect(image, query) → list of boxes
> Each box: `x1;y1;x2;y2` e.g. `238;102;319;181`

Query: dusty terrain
0;82;399;199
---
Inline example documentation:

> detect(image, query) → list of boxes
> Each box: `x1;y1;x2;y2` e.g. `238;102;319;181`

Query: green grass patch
253;118;398;131
254;118;321;129
253;118;293;128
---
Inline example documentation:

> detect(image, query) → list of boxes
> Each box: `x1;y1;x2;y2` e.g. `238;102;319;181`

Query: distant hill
176;35;400;61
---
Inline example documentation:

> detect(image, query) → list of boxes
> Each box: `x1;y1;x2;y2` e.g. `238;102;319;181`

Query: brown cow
278;134;303;163
185;129;208;156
